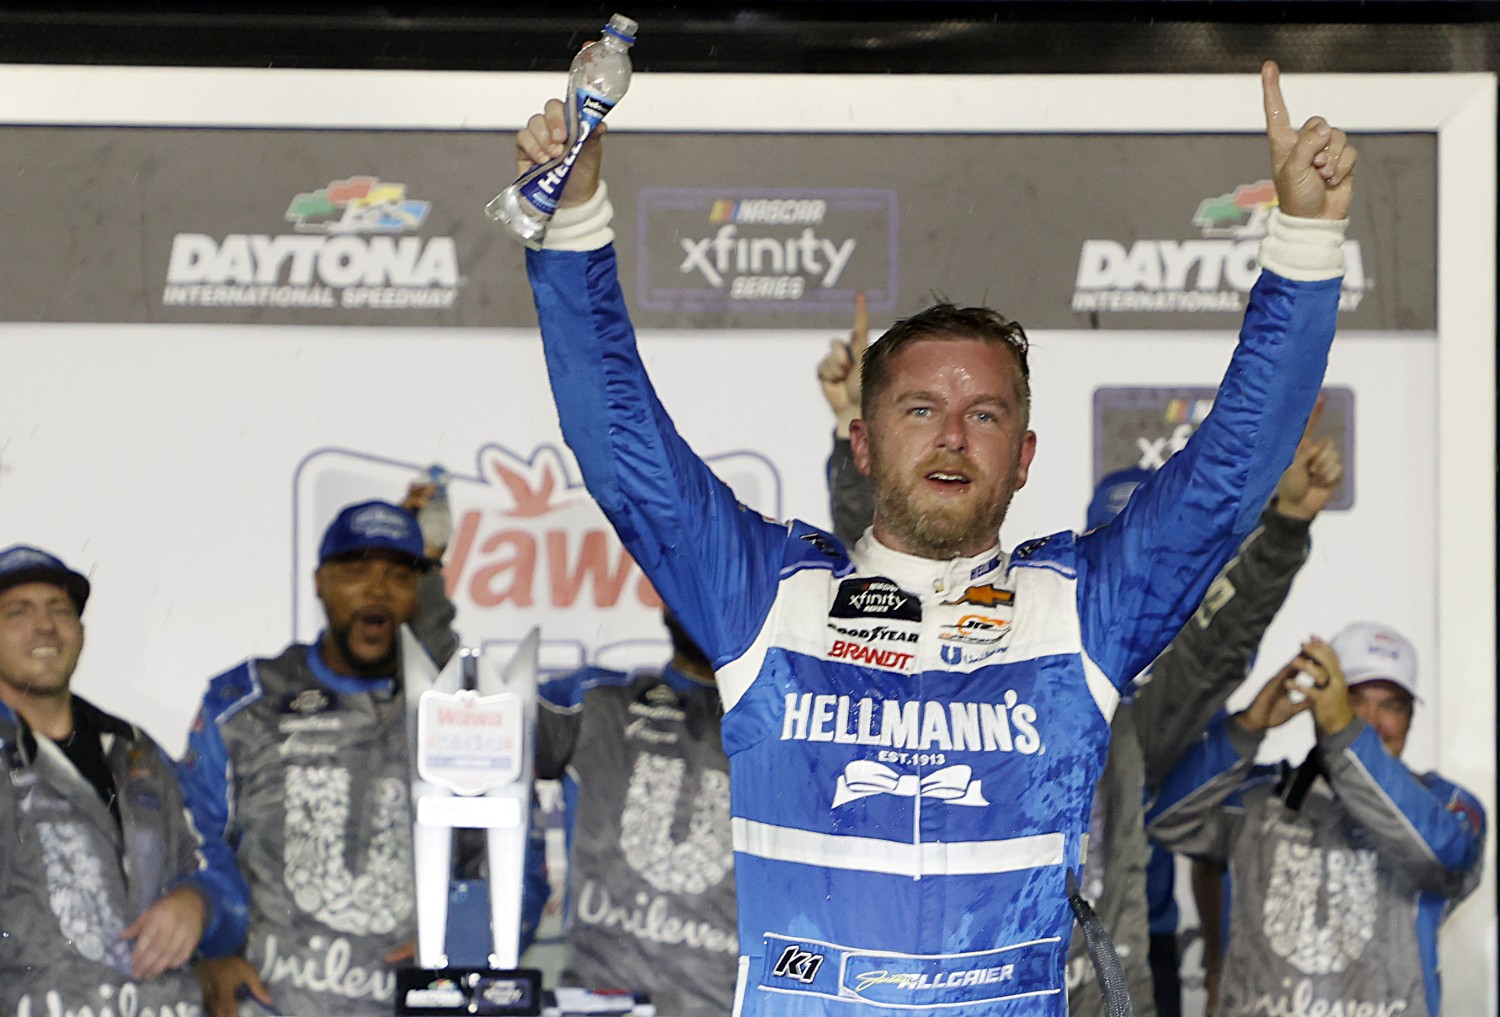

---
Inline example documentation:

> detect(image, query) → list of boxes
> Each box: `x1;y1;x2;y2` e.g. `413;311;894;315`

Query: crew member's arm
1078;63;1354;690
1300;641;1486;897
818;293;874;547
1149;659;1313;858
1135;418;1341;784
120;736;234;981
403;481;460;669
520;669;588;951
174;695;251;958
1145;712;1261;863
521;105;790;696
176;675;275;1017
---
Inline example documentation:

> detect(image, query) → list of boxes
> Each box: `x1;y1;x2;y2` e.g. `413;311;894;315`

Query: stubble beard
0;661;75;702
869;447;1014;560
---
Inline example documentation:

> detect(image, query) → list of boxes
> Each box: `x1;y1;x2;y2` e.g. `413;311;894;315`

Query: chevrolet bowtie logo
945;584;1014;608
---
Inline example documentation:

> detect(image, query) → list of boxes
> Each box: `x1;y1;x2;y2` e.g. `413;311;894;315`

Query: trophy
395;627;542;1016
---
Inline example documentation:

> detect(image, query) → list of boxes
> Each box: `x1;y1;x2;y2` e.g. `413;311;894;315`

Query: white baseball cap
1330;621;1419;701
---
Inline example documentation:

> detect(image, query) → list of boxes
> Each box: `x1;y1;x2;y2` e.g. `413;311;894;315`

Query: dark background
1;2;1499;75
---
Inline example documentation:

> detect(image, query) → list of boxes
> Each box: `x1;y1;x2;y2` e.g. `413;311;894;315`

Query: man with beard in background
181;495;458;1016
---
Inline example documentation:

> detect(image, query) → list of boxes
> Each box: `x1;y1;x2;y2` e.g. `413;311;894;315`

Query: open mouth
29;646;60;659
354;608;394;641
924;469;972;490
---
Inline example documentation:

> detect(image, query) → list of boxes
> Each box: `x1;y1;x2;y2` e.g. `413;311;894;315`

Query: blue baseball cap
318;500;427;569
1085;467;1154;531
0;545;91;615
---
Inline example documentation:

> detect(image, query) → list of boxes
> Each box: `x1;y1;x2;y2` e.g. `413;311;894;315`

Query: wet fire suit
177;573;457;1016
0;696;237;1017
533;665;737;1017
1149;714;1485;1016
525;191;1340;1017
830;439;1318;1016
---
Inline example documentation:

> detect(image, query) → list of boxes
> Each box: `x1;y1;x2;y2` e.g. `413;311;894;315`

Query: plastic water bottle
417;464;453;554
485;13;637;248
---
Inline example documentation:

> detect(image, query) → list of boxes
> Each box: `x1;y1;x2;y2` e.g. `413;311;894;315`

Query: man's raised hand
515;98;603;209
1275;398;1344;520
817;291;869;439
1262;61;1357;221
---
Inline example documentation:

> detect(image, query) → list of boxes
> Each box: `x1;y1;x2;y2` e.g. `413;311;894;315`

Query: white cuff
542;181;614;252
1258;208;1347;282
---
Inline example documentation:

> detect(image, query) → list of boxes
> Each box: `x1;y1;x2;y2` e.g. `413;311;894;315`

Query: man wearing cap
1150;623;1486;1017
0;545;237;1016
179;498;458;1016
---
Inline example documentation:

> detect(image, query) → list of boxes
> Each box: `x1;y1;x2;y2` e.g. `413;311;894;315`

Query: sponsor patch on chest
831;576;921;621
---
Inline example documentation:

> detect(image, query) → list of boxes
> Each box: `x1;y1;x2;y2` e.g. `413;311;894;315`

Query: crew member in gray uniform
0;545;236;1017
819;331;1343;1015
530;611;736;1017
1150;622;1486;1017
180;497;458;1017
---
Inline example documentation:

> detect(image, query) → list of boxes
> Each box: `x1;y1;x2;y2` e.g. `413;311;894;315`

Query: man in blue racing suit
516;62;1353;1017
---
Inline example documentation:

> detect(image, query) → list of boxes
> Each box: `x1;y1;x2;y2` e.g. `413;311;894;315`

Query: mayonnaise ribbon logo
831;760;989;808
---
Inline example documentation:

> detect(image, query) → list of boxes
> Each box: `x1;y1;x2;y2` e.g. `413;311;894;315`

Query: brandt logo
638;188;898;313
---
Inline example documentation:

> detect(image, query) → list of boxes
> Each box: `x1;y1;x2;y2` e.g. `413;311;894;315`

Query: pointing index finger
851;290;869;360
1261;60;1292;141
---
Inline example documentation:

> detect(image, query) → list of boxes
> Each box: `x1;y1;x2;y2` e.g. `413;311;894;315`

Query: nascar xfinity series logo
1072;179;1367;313
638;188;898;312
163;176;460;311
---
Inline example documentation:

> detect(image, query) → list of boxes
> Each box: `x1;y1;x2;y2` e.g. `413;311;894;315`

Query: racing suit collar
852;530;1007;600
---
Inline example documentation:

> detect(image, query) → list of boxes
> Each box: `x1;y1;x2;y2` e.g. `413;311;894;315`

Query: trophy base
395;967;543;1016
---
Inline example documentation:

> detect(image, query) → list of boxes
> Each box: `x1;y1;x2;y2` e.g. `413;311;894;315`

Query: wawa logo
293;444;781;669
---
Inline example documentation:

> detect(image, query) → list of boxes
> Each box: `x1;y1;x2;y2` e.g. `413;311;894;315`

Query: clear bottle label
513;88;617;218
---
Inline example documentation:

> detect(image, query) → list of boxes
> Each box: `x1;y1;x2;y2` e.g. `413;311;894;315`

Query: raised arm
402;481;460;668
819;292;875;547
1077;63;1353;688
519;102;792;692
1297;640;1487;896
1149;661;1313;858
1136;414;1341;784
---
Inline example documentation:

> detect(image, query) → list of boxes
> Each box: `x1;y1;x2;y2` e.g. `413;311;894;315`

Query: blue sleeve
154;740;247;960
1321;721;1486;886
175;683;252;958
1077;270;1339;688
1147;711;1277;863
1149;710;1253;820
527;246;791;668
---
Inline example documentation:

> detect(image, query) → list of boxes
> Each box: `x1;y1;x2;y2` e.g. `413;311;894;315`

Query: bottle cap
604;13;638;43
